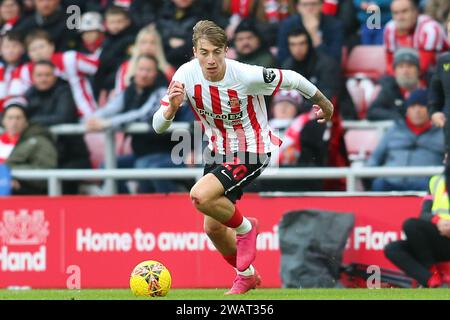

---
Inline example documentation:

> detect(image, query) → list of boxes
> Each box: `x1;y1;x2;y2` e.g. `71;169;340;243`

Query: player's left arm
279;69;334;123
309;89;334;123
243;64;334;122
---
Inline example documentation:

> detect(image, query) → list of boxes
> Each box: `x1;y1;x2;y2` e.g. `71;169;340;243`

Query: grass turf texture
0;288;450;300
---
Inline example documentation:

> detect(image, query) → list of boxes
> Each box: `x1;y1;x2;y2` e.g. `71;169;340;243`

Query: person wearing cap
0;97;57;194
367;88;444;191
368;47;424;121
78;12;105;57
233;19;277;68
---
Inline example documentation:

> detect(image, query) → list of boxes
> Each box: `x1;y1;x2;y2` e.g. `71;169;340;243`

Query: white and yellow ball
130;260;171;297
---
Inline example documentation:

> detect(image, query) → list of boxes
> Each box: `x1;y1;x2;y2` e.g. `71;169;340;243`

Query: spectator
233;19;277;68
255;89;328;191
424;0;450;25
336;0;360;50
9;30;98;117
93;6;136;97
85;55;181;194
428;18;450;209
156;0;205;68
282;28;356;119
0;31;25;110
15;0;80;51
77;11;105;57
384;0;449;78
368;47;424;121
277;0;343;64
367;89;444;191
0;0;24;36
268;89;314;166
222;0;296;46
114;24;175;95
353;0;391;45
1;97;57;194
24;60;91;194
384;174;450;288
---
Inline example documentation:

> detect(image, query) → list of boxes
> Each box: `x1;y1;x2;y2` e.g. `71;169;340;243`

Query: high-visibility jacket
429;175;450;222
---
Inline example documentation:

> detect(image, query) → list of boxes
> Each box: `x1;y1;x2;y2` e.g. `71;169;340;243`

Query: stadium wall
0;194;422;289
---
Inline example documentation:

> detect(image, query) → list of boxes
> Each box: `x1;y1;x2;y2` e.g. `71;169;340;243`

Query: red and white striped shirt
157;58;317;154
384;14;450;74
8;51;99;116
0;132;19;163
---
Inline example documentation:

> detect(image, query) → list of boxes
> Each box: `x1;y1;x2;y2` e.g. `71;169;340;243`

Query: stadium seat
84;132;131;169
344;45;386;80
346;77;379;119
344;128;381;162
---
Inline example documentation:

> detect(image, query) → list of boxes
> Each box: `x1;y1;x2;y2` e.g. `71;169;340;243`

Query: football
129;260;172;297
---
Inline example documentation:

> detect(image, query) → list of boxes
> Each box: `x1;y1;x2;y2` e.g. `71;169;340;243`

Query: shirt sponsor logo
197;109;243;121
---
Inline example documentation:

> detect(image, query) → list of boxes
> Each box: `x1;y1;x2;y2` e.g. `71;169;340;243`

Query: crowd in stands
0;0;448;195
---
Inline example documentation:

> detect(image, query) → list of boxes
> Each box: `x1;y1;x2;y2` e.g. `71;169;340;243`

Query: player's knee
190;187;212;212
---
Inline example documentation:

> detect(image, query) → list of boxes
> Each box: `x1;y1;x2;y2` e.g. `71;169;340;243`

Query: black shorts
203;151;271;203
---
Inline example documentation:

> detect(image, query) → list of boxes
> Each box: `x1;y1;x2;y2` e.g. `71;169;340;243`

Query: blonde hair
192;20;227;49
124;24;170;86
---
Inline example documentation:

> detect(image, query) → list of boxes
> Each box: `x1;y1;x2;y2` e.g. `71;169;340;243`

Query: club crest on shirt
227;97;242;108
263;68;276;83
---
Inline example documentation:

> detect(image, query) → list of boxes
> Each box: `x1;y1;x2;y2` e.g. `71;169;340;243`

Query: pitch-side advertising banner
0;194;421;288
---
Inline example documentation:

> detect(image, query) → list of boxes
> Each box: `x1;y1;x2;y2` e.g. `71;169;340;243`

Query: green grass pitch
1;288;450;300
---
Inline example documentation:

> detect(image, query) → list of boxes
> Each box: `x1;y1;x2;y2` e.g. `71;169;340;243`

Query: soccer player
152;20;334;294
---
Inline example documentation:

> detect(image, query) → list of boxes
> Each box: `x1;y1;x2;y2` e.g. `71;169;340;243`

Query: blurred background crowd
0;0;448;195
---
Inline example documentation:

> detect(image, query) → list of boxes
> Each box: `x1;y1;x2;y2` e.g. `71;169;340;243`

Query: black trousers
384;218;450;286
444;122;450;206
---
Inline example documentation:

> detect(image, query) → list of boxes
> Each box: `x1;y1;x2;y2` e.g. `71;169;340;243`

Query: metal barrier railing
11;166;443;196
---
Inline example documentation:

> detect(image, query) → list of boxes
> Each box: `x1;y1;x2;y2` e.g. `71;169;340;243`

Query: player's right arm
152;60;188;134
152;80;185;134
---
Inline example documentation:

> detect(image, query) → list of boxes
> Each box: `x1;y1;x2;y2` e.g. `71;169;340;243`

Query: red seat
84;132;131;169
345;45;386;80
346;78;379;119
344;129;381;161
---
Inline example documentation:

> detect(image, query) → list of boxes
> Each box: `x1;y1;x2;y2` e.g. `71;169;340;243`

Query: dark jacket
156;1;205;68
367;76;407;121
236;46;278;68
94;24;136;95
428;52;450;117
6;123;57;193
277;13;343;64
15;6;80;51
282;38;357;119
25;80;91;170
